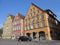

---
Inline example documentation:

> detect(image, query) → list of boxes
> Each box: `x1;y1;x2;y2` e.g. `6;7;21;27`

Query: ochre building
24;3;60;40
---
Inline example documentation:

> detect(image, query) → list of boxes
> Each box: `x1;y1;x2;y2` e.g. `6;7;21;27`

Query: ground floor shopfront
24;27;60;41
24;27;52;41
12;30;21;39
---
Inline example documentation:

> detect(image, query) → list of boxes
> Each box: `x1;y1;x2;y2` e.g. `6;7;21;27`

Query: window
15;27;16;30
30;8;33;11
13;22;15;25
17;26;19;30
30;8;35;12
16;26;18;30
49;22;52;27
13;28;15;30
17;21;19;24
13;22;14;25
15;22;17;25
19;26;21;30
30;25;34;29
41;21;45;27
27;25;30;30
32;17;34;22
30;13;32;16
35;23;39;28
35;10;39;15
13;28;14;31
40;14;44;19
36;16;38;20
27;19;30;24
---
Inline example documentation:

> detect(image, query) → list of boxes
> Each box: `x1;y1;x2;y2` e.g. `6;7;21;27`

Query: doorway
39;31;46;40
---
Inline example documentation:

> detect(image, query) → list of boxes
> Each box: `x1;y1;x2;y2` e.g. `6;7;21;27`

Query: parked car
18;36;32;41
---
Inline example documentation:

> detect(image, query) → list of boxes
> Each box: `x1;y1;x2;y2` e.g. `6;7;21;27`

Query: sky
0;0;60;28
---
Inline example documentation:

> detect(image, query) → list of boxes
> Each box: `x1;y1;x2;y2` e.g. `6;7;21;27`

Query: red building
12;13;24;39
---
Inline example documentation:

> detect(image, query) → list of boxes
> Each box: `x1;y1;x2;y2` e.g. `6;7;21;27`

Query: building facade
2;14;14;39
12;13;24;39
45;9;60;40
24;3;60;40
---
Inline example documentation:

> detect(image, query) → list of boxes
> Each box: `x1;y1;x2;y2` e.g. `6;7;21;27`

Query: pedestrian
18;36;20;42
39;36;40;41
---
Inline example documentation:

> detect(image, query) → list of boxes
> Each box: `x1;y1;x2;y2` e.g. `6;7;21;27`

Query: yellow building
2;14;14;39
24;3;60;40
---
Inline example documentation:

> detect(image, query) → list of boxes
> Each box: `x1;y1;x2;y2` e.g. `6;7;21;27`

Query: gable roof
17;13;25;19
31;3;43;11
45;9;57;17
24;3;44;19
7;13;15;20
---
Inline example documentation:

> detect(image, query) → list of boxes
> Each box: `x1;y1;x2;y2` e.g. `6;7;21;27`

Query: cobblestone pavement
0;39;60;45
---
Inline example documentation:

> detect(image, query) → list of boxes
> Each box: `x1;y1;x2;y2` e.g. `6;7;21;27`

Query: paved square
0;39;60;45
